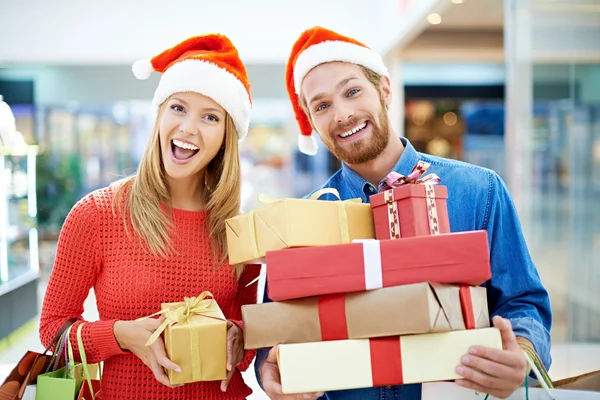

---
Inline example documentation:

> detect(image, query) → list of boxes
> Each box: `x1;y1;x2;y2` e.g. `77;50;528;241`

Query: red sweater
39;186;260;400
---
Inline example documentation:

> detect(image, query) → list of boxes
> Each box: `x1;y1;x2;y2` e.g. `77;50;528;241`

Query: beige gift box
277;328;502;394
243;283;489;349
225;190;375;264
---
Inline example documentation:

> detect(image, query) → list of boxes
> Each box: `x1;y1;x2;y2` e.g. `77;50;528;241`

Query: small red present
370;161;450;240
265;230;491;301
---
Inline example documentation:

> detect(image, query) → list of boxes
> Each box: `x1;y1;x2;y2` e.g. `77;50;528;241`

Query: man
255;26;551;400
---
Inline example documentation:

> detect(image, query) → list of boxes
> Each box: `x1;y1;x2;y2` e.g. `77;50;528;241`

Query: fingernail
456;366;465;375
175;367;182;372
178;384;184;387
469;347;478;355
461;356;470;364
303;395;311;399
455;379;464;386
316;392;325;397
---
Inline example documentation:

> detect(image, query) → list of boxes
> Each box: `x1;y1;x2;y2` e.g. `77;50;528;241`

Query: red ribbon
370;337;403;386
318;294;349;341
459;285;476;330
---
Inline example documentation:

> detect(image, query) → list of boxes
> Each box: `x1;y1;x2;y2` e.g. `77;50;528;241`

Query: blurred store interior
1;0;599;397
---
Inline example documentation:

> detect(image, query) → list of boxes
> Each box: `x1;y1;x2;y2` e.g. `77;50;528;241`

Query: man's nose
334;104;354;124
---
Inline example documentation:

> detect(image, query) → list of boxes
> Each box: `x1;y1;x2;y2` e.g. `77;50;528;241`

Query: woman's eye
347;88;360;97
171;105;184;112
205;115;219;122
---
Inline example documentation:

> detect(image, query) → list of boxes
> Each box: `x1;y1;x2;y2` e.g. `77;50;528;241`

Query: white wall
0;0;378;65
0;0;451;65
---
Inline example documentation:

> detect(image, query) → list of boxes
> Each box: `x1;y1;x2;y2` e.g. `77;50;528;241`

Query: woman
39;33;260;399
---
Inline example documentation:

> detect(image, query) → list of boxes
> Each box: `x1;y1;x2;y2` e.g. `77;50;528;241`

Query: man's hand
261;345;324;400
455;316;528;398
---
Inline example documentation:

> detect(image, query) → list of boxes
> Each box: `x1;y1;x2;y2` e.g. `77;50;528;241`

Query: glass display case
0;144;40;342
0;144;39;285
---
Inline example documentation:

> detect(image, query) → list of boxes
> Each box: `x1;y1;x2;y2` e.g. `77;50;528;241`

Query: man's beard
323;105;390;165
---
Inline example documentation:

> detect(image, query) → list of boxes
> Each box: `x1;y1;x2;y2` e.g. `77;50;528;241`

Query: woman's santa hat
286;26;390;155
132;34;252;140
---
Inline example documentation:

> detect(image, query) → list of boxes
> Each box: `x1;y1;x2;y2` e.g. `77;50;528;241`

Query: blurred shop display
404;97;506;178
0;95;39;342
238;99;341;210
34;102;144;237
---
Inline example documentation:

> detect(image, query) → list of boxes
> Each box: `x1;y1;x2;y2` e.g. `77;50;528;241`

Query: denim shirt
254;137;552;400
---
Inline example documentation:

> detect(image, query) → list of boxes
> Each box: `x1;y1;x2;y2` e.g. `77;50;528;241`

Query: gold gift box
159;295;227;385
226;190;375;264
278;328;502;394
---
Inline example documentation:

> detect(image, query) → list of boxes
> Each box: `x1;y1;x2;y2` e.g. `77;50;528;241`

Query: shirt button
369;186;375;193
387;385;392;389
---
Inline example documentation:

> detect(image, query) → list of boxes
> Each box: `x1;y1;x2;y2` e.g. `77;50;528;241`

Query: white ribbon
353;239;383;290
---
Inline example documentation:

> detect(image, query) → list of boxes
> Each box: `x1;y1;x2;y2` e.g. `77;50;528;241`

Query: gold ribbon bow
142;291;225;381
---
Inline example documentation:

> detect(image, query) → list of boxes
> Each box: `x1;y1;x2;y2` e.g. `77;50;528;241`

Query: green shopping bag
35;325;83;400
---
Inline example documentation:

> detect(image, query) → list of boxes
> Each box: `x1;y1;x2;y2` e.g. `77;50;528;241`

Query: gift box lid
370;185;448;208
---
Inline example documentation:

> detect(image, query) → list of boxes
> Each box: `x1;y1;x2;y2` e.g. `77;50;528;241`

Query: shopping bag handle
76;323;98;400
43;317;79;356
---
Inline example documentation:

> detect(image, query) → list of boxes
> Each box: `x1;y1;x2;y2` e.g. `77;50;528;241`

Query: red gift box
370;161;451;240
266;230;491;301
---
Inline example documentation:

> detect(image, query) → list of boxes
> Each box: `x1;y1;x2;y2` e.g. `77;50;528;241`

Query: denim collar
340;137;421;202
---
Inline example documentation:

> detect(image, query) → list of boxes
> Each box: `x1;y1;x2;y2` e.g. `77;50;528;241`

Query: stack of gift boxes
226;161;502;394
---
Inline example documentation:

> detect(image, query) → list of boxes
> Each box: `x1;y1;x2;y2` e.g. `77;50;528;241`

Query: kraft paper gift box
144;292;227;385
225;189;375;264
243;283;489;349
370;160;450;240
277;328;502;394
266;230;491;301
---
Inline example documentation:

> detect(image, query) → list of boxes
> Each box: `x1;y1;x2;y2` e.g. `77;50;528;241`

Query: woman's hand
220;320;244;392
113;319;182;388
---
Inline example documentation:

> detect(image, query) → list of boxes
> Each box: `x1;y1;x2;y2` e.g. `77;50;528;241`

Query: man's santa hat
286;26;390;155
132;34;252;140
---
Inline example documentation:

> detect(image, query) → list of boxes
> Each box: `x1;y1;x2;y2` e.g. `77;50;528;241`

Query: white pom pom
298;134;318;156
132;58;154;80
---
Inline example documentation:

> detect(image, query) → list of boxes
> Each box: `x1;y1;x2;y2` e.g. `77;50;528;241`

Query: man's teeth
172;139;199;151
339;122;367;138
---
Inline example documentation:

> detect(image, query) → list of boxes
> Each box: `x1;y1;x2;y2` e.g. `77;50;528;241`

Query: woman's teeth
339;122;367;138
172;139;199;150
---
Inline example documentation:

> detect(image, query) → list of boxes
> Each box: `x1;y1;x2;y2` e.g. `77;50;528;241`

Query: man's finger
460;354;523;383
261;347;284;397
266;345;278;363
465;345;525;368
493;316;520;351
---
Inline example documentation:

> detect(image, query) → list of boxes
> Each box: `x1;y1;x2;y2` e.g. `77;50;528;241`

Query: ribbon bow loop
378;161;441;191
143;291;219;347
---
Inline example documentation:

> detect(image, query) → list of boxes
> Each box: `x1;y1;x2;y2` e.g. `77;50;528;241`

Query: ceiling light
451;0;464;4
427;13;442;24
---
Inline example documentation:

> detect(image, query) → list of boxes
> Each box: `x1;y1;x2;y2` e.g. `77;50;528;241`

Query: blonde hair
112;99;244;278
